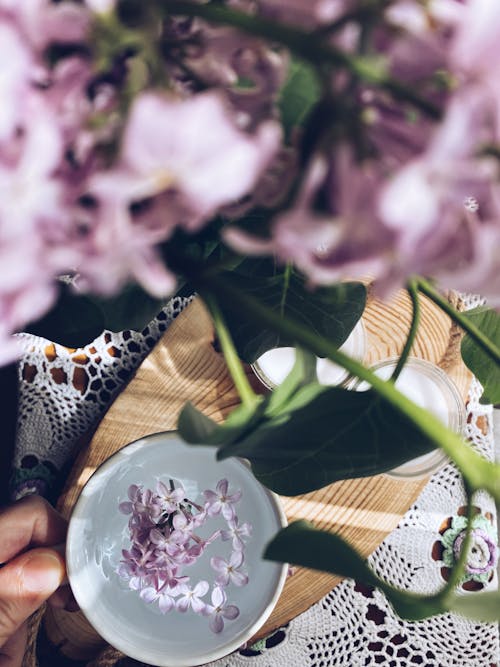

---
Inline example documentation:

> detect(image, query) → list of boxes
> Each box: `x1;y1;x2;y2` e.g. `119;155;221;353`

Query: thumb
0;548;65;649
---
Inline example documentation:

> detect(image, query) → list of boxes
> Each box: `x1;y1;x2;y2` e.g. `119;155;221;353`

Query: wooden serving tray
45;291;472;660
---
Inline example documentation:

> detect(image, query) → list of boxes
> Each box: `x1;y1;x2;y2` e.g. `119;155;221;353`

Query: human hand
0;496;73;667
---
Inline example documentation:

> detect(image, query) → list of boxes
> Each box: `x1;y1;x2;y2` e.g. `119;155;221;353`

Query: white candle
252;320;366;389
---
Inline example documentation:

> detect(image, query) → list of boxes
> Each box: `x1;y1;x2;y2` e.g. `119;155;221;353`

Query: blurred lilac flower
211;551;249;588
204;587;240;634
204;479;242;520
89;91;281;229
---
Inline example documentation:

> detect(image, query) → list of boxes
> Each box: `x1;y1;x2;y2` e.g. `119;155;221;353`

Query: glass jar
251;319;366;390
350;357;466;479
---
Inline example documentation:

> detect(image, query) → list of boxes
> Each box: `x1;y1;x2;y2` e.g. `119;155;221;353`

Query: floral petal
209;613;224;634
222;604;240;620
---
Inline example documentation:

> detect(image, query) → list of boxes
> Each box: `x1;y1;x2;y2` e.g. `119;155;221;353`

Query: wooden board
45;291;472;660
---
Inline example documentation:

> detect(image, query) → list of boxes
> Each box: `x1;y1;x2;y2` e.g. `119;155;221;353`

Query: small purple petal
210;556;227;574
176;597;190;613
209;613;224;634
159;595;175;614
231;570;249;587
191;597;206;614
211;586;226;608
216;479;229;495
119;501;133;514
140;587;158;603
229;550;244;569
222;604;239;620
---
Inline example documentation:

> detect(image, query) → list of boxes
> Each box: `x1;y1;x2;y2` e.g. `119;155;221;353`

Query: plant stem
391;279;420;382
165;0;440;119
202;293;258;409
439;490;475;602
417;279;500;366
205;275;500;500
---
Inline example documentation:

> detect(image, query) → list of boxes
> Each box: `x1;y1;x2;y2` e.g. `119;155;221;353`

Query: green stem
165;0;440;119
205;275;500;500
439;490;476;601
417;279;500;366
202;293;258;409
391;279;420;382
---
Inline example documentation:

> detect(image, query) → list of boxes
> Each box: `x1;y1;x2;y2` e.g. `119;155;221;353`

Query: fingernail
22;551;65;594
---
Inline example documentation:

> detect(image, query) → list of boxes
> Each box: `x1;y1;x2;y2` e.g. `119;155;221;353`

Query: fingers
0;497;67;565
0;547;65;650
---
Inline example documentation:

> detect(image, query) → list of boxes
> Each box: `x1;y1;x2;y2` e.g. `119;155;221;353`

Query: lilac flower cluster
2;0;500;364
117;479;252;633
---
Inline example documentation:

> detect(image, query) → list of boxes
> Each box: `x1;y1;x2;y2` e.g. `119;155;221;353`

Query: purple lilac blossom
204;586;240;634
117;480;250;633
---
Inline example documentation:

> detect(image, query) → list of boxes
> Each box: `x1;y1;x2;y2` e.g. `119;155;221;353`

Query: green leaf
215;260;366;364
178;398;266;448
448;590;500;622
177;402;218;443
461;307;500;404
278;58;321;139
265;520;379;583
265;521;444;621
25;288;105;348
217;385;436;495
265;347;318;418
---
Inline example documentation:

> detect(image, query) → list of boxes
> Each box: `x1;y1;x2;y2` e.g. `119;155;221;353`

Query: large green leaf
214;261;366;364
278;58;321;139
461;307;500;404
265;521;444;621
265;520;378;583
217;385;435;495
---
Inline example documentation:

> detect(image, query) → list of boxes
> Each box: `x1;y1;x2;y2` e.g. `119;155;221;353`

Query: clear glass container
349;357;466;479
251;319;366;390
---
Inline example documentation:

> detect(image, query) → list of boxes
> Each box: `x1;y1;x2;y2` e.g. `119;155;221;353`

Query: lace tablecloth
10;296;500;667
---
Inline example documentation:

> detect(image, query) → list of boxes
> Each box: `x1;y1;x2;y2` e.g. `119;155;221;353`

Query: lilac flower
118;478;251;631
140;581;178;614
176;581;209;614
203;587;240;634
221;517;253;551
89;91;281;229
211;551;249;588
204;479;242;520
149;527;188;555
156;481;185;513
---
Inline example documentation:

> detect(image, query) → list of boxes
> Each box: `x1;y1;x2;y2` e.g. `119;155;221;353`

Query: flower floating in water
117;478;251;633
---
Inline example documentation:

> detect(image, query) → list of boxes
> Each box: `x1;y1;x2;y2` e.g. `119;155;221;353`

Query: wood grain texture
46;290;472;659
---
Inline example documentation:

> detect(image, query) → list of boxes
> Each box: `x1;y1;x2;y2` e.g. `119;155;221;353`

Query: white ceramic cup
66;431;288;667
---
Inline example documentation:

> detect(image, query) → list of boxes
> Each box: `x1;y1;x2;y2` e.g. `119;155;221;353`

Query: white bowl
66;431;288;666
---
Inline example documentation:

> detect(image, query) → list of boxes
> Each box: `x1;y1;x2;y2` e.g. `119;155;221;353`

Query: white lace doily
11;295;499;666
